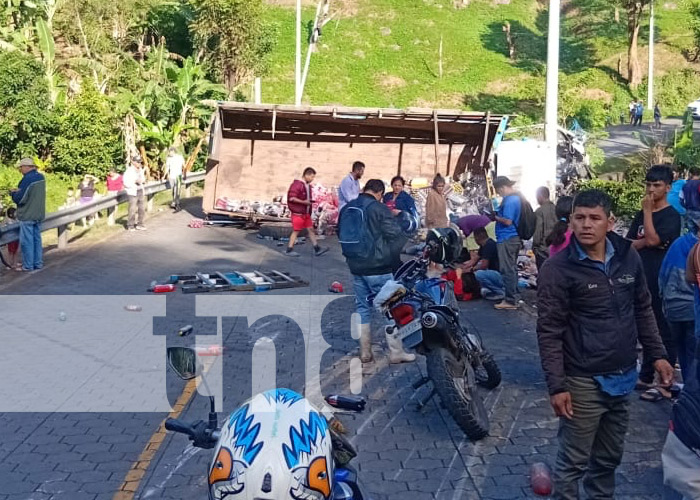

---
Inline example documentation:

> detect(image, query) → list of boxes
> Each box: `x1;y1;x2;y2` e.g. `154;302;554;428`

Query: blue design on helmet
227;404;263;465
282;412;329;469
262;388;305;406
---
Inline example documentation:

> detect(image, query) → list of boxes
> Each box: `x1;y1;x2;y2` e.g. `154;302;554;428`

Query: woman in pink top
546;196;574;257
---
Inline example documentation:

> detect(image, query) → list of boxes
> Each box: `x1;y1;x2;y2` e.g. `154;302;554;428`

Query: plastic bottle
150;284;176;293
530;462;552;496
325;395;366;412
178;325;193;337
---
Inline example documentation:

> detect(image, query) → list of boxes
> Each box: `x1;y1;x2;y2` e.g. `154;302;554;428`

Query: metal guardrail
0;171;205;248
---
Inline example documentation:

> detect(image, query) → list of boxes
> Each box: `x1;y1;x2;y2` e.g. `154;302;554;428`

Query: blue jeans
19;220;43;270
475;270;505;300
353;273;393;324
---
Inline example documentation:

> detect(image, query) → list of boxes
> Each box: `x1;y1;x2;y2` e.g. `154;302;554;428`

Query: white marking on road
434;437;467;498
392;446;416;480
486;385;505;417
506;398;528;442
142;445;201;498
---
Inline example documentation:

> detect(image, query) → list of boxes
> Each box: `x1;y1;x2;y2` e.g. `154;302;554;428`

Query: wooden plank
433;110;440;174
479;111;491;167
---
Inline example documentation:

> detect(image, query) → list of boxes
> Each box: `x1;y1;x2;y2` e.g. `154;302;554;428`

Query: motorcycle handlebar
164;418;195;437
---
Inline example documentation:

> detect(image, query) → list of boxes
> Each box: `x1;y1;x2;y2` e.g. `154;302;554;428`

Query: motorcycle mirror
166;347;202;380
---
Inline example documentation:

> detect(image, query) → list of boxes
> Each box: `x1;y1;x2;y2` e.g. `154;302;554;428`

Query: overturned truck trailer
203;103;507;220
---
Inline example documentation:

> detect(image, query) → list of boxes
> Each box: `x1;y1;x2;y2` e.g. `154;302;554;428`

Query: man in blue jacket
10;158;46;272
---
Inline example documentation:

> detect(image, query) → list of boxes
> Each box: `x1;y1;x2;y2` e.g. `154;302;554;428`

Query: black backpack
516;194;537;240
338;201;374;260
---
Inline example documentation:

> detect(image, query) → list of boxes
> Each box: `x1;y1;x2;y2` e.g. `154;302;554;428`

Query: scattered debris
329;281;344;293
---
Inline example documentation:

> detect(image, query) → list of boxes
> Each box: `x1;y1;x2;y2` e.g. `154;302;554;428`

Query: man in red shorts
285;167;329;257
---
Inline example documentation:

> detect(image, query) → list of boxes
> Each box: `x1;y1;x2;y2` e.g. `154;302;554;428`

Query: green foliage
0;51;57;163
52;89;122;177
148;0;194;57
636;69;700;116
575;178;645;220
189;0;278;91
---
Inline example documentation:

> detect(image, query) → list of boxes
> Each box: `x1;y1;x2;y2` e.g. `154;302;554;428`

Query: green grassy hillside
258;0;699;126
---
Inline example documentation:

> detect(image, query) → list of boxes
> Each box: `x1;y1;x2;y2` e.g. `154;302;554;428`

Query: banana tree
165;56;226;129
133;114;194;178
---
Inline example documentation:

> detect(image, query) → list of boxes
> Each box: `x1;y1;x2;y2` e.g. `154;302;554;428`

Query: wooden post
57;225;69;249
107;206;116;226
480;111;491;169
433;110;440;174
184;183;192;198
503;22;515;60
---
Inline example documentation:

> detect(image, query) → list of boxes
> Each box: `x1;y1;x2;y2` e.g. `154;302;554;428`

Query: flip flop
640;387;672;402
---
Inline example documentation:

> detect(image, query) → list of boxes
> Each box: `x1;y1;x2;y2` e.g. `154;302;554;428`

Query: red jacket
287;180;312;215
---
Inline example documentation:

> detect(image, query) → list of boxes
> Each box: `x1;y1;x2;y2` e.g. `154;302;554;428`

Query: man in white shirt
123;155;147;231
166;147;185;212
338;161;365;210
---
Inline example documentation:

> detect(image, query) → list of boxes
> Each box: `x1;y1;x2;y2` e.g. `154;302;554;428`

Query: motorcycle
164;347;367;500
374;226;502;441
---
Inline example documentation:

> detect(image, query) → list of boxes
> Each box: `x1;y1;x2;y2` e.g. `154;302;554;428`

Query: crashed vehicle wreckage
201;103;508;229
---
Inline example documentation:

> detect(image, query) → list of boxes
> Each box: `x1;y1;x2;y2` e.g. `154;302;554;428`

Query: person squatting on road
537;189;673;500
464;226;505;301
11;157;46;272
284;167;329;257
662;239;700;499
338;179;415;365
626;165;681;400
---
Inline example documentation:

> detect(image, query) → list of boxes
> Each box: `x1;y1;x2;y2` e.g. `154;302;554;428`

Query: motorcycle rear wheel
426;347;489;440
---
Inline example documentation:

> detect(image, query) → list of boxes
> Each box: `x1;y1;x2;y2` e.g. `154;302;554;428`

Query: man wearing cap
123;155;147;231
492;176;521;310
10;158;46;271
166;147;185;212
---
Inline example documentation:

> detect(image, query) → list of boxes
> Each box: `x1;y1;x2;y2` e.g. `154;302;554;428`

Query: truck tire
257;223;308;240
426;347;489;440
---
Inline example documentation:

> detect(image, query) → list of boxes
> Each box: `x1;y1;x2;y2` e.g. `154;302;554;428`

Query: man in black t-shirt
466;227;505;300
626;165;681;396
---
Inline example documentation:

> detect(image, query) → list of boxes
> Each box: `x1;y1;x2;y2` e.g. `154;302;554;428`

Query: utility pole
647;2;654;109
544;0;560;192
295;0;302;106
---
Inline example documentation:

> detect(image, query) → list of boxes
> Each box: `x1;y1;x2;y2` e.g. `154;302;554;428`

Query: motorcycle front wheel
426;347;489;440
474;352;502;390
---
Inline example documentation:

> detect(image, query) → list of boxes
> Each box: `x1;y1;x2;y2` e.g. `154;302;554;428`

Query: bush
0;52;58;163
646;69;700;116
575;178;644;220
52;88;122;177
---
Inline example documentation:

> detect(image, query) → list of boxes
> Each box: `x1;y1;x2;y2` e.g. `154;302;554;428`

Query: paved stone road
0;198;673;499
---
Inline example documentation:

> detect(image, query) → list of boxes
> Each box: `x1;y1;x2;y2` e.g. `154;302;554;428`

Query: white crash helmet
209;389;334;500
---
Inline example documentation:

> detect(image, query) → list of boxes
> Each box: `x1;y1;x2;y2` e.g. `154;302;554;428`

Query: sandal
640;387;672;402
635;381;653;391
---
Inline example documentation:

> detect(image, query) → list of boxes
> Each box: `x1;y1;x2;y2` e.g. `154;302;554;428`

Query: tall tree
621;0;650;87
188;0;277;92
